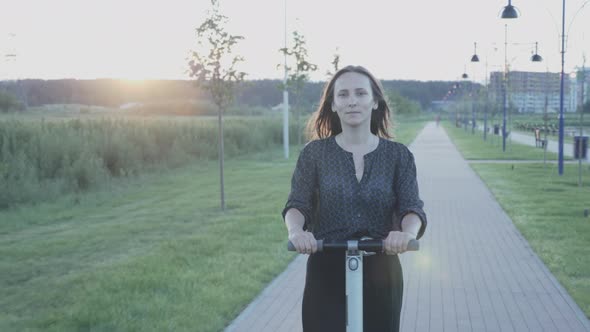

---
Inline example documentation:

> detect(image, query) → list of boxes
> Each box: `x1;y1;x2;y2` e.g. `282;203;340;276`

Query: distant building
570;67;590;112
489;70;574;113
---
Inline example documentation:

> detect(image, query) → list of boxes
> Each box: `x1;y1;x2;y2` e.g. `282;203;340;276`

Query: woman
282;65;427;332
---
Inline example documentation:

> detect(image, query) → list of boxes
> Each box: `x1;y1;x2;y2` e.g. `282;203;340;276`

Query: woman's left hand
383;231;416;255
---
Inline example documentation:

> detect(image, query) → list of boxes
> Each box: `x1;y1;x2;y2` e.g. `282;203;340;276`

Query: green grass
392;114;429;145
0;114;427;332
470;163;590;318
444;123;571;160
0;148;296;332
445;118;590;318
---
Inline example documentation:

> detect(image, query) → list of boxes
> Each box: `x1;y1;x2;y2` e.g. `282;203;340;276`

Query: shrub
0;90;23;112
0;116;293;208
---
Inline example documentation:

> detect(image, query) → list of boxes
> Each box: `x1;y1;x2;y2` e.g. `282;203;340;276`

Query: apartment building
489;70;574;113
570;67;590;112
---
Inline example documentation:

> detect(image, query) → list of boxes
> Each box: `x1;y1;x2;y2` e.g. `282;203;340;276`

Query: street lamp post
503;24;510;152
283;0;290;159
498;0;518;152
543;68;550;167
502;0;583;175
558;0;566;175
471;43;500;142
498;1;542;152
462;69;469;132
499;2;519;152
472;83;476;135
577;57;586;186
467;44;479;135
470;43;484;138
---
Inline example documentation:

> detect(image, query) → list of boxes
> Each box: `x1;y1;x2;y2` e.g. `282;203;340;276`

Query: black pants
302;251;403;332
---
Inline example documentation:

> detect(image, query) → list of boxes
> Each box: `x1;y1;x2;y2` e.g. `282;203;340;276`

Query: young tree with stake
279;31;317;146
188;0;246;211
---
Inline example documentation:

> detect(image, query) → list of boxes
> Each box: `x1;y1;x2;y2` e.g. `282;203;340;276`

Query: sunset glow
1;0;589;82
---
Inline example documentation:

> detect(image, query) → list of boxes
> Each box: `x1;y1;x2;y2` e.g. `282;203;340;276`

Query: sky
0;0;589;83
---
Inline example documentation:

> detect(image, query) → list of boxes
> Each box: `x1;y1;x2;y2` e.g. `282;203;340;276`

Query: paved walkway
226;122;590;332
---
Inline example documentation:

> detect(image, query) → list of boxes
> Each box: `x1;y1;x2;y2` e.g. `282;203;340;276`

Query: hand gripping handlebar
287;238;419;252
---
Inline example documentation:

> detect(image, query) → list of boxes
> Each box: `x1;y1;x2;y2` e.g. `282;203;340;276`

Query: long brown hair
306;65;393;140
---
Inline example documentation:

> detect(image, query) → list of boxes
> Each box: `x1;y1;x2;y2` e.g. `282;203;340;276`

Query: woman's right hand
288;229;318;255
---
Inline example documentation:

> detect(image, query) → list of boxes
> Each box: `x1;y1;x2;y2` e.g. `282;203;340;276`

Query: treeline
0;90;24;112
0;79;201;109
382;80;452;109
0;78;453;111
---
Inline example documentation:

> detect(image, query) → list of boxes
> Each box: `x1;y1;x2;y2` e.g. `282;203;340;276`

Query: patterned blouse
282;136;427;241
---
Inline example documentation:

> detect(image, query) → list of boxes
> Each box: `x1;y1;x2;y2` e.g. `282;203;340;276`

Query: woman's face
332;72;377;129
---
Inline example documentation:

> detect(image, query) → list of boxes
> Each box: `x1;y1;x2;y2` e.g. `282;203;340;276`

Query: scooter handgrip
287;240;324;252
287;241;295;251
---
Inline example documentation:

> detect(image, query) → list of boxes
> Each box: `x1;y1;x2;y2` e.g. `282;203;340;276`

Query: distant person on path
282;65;427;332
435;113;441;127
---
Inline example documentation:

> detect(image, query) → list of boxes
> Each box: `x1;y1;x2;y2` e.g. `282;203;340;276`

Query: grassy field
0;114;426;331
391;114;429;144
445;121;590;318
0;149;295;332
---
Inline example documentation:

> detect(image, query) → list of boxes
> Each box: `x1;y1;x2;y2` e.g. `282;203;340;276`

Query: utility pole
557;0;566;175
503;24;509;152
578;56;586;187
543;68;549;167
484;59;489;141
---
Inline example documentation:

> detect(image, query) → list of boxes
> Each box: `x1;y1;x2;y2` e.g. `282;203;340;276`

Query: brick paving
225;122;590;332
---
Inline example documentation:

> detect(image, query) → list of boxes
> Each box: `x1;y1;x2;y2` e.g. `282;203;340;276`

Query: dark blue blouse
282;136;427;241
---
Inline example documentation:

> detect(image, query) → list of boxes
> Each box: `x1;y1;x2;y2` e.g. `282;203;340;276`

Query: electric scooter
288;238;419;332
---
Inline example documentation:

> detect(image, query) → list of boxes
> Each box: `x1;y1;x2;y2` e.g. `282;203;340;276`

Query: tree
326;48;340;78
188;0;246;211
279;30;317;145
386;89;421;115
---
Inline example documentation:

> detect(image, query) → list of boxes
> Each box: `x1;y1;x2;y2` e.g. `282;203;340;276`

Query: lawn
0;115;426;331
393;114;429;145
0;150;295;332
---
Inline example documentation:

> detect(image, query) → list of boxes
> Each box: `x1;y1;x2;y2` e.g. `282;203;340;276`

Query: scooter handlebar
287;239;419;252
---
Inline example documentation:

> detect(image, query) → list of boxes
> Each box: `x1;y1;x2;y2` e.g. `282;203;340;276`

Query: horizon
2;66;583;85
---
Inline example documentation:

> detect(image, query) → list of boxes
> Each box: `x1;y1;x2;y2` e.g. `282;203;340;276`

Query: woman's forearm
284;208;306;234
401;213;422;238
